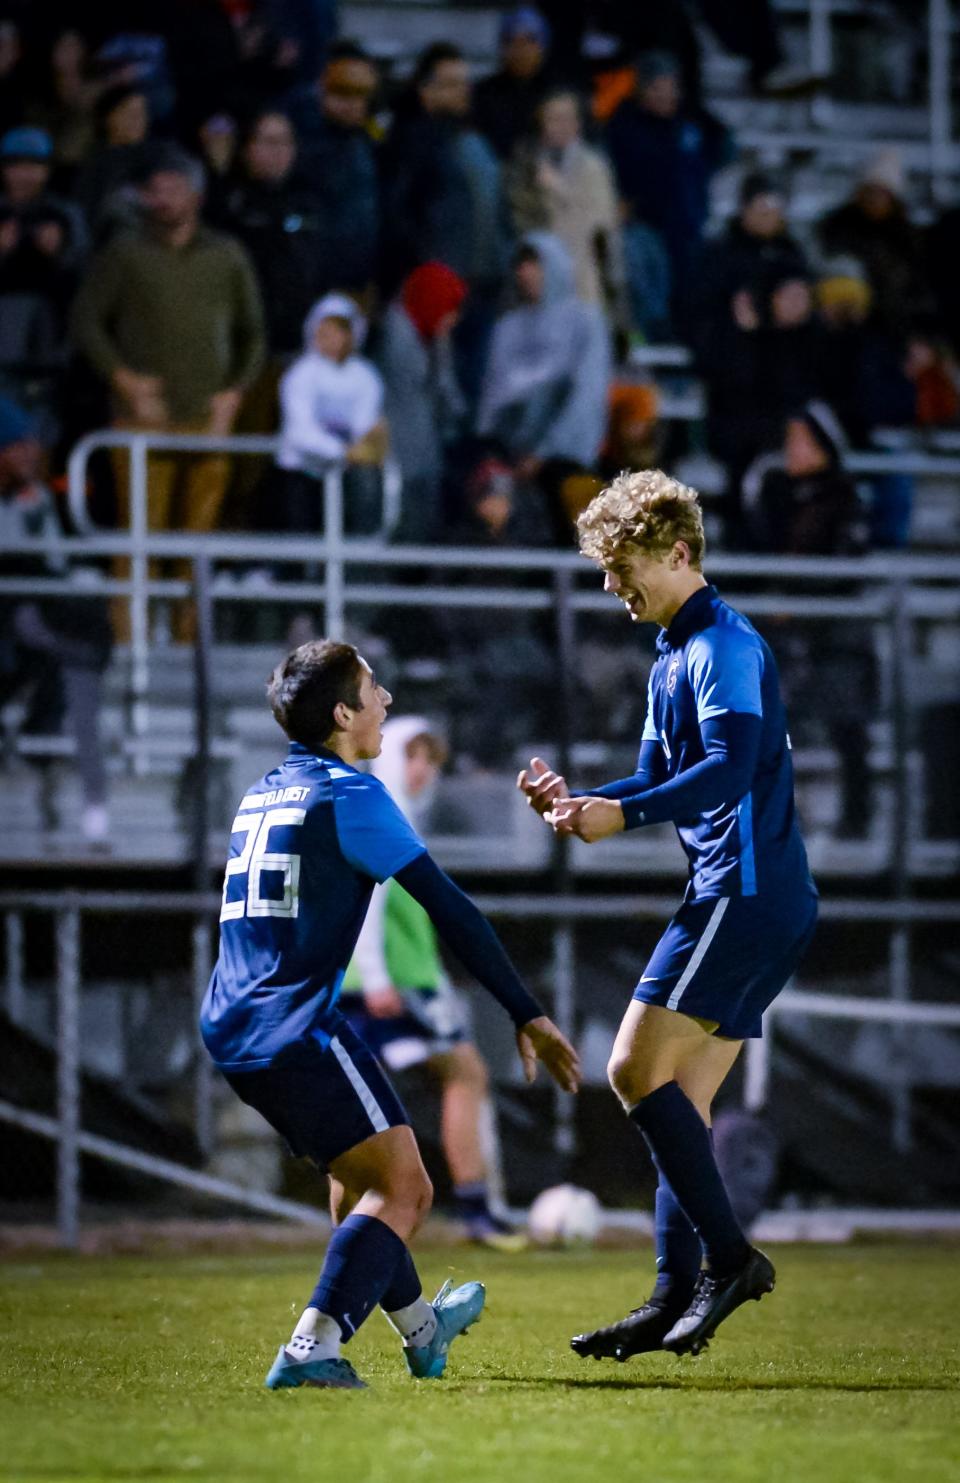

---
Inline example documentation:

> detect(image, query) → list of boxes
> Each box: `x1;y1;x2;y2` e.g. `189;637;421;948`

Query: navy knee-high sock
310;1213;411;1340
379;1244;423;1313
652;1172;702;1308
630;1082;750;1275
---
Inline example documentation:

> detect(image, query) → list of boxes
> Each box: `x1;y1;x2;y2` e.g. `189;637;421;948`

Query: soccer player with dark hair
201;640;579;1391
519;470;817;1359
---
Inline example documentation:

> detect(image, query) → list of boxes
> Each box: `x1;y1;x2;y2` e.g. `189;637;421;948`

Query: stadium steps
773;1025;960;1204
0;1008;202;1204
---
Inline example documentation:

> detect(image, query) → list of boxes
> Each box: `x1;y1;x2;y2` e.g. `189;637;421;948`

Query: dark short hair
415;41;464;88
267;640;365;748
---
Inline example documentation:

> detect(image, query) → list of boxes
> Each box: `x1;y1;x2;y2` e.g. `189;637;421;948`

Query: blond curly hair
577;469;705;568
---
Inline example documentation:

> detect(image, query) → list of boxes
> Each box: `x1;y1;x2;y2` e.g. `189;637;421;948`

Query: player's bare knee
608;1053;670;1108
454;1043;488;1094
607;1052;641;1105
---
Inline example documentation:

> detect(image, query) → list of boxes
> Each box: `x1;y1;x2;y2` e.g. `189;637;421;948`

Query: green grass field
2;1242;958;1483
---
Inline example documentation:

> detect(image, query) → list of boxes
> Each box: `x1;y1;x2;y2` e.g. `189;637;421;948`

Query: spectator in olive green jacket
71;148;265;639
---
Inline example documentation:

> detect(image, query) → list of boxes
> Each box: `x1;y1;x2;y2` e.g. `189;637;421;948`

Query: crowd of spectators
0;0;955;836
2;1;959;823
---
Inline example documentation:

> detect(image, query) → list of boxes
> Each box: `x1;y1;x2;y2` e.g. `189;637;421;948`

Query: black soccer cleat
570;1300;687;1362
661;1247;776;1357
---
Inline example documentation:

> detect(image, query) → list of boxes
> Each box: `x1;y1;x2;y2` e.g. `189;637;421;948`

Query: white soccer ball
527;1184;602;1248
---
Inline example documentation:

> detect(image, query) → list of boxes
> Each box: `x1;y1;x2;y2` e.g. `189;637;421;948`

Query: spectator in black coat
473;6;556;161
817;150;933;342
384;42;509;399
282;43;381;297
814;256;915;443
211;110;329;359
699;267;829;540
742;402;874;838
75;86;153;245
689;172;808;345
605;50;726;321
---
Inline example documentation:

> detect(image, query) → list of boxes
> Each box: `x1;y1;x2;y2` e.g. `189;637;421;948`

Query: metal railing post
929;0;953;203
888;576;913;1151
743;1035;770;1113
551;923;576;1160
324;467;345;640
4;910;24;1023
56;904;81;1249
808;0;834;128
129;434;150;773
191;553;214;885
551;568;578;1162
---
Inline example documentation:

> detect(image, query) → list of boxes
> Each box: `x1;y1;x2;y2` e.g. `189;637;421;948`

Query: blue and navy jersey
200;743;427;1071
642;585;814;901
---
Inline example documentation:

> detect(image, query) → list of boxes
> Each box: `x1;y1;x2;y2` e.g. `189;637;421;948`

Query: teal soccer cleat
403;1278;486;1380
264;1345;367;1390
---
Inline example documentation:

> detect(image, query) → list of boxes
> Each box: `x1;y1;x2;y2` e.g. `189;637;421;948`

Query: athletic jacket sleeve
617;712;762;828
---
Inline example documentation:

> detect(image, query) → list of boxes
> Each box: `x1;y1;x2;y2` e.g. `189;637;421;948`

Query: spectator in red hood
377;262;468;542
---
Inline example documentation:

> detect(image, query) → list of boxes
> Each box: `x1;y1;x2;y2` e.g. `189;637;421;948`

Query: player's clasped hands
516;756;568;816
517;758;625;843
516;1015;581;1093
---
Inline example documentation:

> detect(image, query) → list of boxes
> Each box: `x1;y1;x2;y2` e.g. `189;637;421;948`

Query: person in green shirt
342;715;527;1250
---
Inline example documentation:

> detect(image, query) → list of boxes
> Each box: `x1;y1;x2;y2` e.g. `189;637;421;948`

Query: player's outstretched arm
394;853;581;1092
517;756;569;818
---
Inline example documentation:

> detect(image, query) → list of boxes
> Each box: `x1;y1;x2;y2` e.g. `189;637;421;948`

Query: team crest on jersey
666;655;681;696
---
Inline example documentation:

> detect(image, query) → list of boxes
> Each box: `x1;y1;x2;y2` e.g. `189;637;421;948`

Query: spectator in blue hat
0;126;87;267
474;6;558;161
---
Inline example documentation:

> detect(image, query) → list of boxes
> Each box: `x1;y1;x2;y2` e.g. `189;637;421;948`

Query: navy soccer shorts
633;890;818;1039
341;983;468;1072
223;1016;410;1170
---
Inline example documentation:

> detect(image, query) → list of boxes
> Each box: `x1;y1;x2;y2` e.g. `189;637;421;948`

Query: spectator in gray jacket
477;231;611;472
378;261;468;543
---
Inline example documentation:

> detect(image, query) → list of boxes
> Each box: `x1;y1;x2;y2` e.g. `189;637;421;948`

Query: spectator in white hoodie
273;292;388;536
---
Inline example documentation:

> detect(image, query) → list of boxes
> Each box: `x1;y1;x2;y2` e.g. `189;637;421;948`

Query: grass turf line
1;1243;958;1483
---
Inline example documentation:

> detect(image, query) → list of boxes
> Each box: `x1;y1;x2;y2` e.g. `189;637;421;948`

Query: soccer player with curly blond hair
519;469;817;1360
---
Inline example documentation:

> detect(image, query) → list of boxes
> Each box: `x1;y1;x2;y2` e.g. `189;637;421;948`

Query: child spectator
274;294;387;537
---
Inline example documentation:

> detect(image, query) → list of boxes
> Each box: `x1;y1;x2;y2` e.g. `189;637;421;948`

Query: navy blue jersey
200;743;426;1071
641;585;813;900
